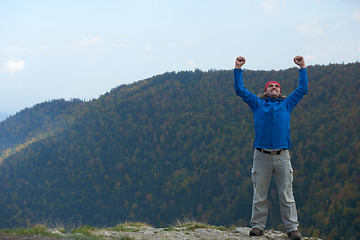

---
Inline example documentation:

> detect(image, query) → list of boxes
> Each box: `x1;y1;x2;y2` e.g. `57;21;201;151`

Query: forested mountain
0;63;359;240
0;99;83;163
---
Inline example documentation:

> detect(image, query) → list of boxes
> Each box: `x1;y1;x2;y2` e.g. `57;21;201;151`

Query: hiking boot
287;230;302;240
249;228;264;236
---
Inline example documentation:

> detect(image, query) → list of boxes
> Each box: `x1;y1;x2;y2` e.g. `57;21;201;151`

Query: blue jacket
234;68;308;149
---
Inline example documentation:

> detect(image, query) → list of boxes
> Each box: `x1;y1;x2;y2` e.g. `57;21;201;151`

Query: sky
1;0;359;115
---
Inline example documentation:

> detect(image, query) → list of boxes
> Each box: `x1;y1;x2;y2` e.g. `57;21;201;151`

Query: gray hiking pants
250;149;299;233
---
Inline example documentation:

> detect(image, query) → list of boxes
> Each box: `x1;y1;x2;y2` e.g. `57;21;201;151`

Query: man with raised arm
233;56;307;240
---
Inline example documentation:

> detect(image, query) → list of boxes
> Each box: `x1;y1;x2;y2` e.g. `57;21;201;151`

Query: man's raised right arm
233;56;258;111
234;56;246;95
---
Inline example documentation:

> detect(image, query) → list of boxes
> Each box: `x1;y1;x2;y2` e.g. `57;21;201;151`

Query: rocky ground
0;233;76;240
91;226;322;240
1;226;322;240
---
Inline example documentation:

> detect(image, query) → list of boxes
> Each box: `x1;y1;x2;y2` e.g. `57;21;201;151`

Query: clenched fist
294;56;306;69
235;56;246;69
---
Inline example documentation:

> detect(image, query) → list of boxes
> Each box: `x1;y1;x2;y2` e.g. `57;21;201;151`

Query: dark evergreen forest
0;63;359;240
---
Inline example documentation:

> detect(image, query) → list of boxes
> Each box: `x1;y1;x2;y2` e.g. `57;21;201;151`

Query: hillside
0;63;359;240
0;99;83;164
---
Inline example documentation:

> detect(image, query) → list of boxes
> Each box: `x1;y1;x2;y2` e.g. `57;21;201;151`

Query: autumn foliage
0;63;359;240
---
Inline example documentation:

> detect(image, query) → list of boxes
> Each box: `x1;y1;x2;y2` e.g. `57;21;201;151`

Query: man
233;56;307;240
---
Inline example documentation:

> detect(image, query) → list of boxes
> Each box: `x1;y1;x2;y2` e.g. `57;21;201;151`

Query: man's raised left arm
286;56;308;111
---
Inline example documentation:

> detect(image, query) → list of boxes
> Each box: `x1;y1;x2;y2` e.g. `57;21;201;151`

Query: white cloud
357;41;360;52
261;0;278;13
297;20;324;36
3;60;26;74
32;45;48;54
304;55;317;62
186;59;197;69
353;10;360;21
66;36;104;50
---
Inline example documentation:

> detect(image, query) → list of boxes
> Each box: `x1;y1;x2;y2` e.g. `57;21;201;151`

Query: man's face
266;83;281;98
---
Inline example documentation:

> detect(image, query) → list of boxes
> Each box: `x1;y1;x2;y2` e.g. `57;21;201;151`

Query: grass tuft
107;221;151;232
71;225;97;236
165;217;228;232
0;224;49;235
